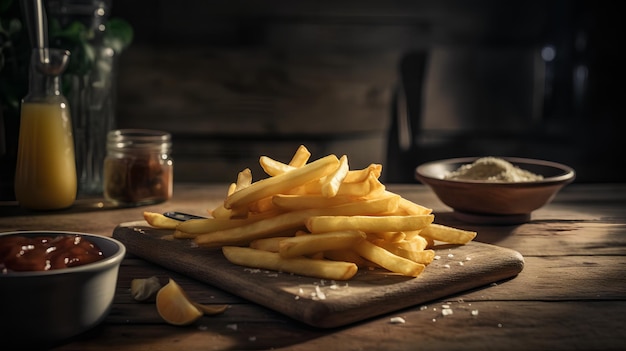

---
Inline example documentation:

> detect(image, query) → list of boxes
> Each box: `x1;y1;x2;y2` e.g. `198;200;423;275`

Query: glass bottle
47;0;126;196
14;48;77;210
103;129;173;206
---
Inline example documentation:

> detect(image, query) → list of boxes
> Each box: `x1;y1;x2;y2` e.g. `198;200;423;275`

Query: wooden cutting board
113;221;524;328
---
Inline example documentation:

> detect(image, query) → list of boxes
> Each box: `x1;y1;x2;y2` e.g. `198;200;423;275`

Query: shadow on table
0;195;157;218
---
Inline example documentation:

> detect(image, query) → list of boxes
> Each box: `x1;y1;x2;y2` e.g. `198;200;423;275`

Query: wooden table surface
1;183;625;351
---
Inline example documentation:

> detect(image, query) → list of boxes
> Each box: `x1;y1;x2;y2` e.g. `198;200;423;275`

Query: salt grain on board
314;286;327;300
389;317;406;324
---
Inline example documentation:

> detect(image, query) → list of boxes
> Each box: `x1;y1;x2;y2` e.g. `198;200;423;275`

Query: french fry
272;194;362;211
288;145;311;167
371;239;435;265
157;145;478;280
260;156;295;177
300;173;378;198
224;154;340;210
259;146;312;176
306;214;434;234
222;246;358;280
211;170;254;219
279;230;366;258
323;249;369;267
393;235;429;252
321;155;349;197
248;196;277;213
143;212;181;229
398;197;433;215
235;168;253;190
249;236;290;252
194;195;400;247
366;231;406;243
420;223;477;244
175;210;281;236
343;163;382;183
354;240;425;277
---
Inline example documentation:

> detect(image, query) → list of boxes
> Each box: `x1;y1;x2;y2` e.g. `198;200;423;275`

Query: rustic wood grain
112;221;524;328
1;183;624;351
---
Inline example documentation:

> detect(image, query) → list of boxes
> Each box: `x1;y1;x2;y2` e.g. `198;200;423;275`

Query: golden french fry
423;236;435;249
300;175;372;197
175;210;281;236
272;194;362;211
411;249;435;264
337;178;371;197
354;240;425;277
260;156;295;177
397;196;433;215
222;246;358;280
212;170;253;218
402;229;423;240
226;183;237;196
394;235;429;252
420;223;477;244
344;164;382;183
366;231;406;243
323;249;369;267
288;145;311;167
235;168;253;191
210;204;235;219
249;236;290;252
248;196;277;213
306;214;434;234
321;155;349;197
371;239;435;265
158;145;478;281
143;212;181;229
224;154;339;210
195;195;400;248
279;230;366;258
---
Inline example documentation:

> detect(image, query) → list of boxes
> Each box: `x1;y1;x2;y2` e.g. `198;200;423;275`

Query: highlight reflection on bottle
14;102;77;210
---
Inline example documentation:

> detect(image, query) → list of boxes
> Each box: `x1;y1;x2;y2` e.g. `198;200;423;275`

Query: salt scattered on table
389;317;406;324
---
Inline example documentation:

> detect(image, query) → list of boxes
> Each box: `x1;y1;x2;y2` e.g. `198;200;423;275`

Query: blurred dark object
387;0;625;183
0;0;30;200
0;0;132;200
107;1;624;184
47;0;133;195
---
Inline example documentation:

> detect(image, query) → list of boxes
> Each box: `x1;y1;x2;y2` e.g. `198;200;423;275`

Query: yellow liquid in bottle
15;102;77;210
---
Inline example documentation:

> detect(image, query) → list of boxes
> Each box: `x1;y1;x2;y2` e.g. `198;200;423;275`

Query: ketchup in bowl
0;234;104;273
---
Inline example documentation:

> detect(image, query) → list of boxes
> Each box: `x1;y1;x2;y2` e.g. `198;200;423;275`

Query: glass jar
103;129;173;206
47;0;134;196
14;48;77;210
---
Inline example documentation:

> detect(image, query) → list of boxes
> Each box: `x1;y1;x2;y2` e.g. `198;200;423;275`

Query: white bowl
0;231;125;348
415;157;575;224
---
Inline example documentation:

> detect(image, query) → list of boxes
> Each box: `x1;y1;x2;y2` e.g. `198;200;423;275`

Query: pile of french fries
144;145;476;281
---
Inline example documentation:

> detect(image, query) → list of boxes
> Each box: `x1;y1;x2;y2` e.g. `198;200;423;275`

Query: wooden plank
112;221;524;328
56;300;626;351
116;48;396;136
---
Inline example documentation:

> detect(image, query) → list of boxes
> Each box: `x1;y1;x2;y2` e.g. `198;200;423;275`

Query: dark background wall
109;0;625;184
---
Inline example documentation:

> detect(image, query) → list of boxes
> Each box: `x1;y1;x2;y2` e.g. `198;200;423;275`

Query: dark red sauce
0;235;104;273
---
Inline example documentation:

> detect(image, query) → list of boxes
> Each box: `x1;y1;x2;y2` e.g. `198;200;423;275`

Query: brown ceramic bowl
0;231;126;349
415;157;575;224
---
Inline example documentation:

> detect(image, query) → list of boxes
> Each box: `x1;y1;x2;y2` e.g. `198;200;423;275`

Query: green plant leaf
104;18;133;54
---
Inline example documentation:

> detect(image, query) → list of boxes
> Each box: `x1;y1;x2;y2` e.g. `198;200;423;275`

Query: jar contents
444;157;544;182
0;235;104;273
104;129;173;206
